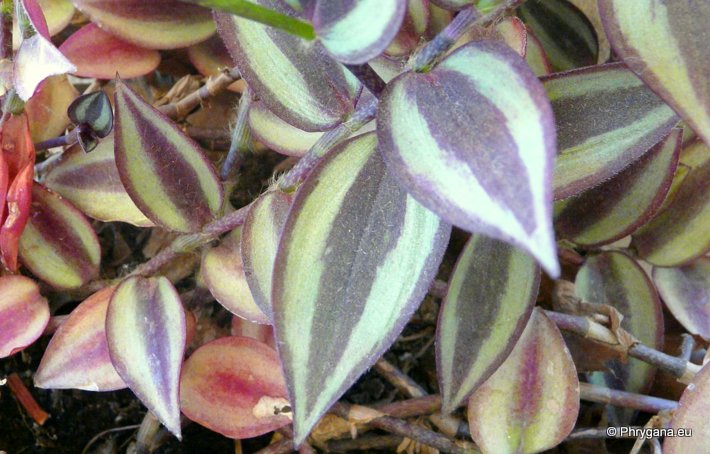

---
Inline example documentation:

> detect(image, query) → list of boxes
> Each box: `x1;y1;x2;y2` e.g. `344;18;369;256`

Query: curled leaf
14;33;76;100
180;336;291;439
35;287;126;391
19;183;100;289
107;276;186;439
378;40;559;276
114;78;223;232
273;132;449;442
0;275;48;358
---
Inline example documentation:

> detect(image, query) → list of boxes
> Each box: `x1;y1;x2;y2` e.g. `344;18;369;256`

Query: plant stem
544;310;701;384
579;382;678;414
6;373;50;425
220;87;252;180
411;0;526;72
182;0;316;40
331;402;467;454
277;96;378;191
327;434;403;452
158;67;241;119
0;0;12;60
34;127;81;152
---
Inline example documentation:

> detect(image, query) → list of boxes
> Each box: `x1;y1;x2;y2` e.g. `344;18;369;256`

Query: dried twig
158;68;241;119
6;373;49;425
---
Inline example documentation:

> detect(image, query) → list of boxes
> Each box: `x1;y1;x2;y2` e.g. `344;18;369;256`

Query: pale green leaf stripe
438;234;539;412
107;277;185;438
316;0;403;64
386;45;557;276
44;136;154;227
544;64;678;198
600;0;710;146
248;102;321;157
275;133;446;441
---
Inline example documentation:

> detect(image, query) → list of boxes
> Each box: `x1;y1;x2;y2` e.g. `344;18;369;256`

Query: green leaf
437;234;540;413
114;79;223;233
272;132;450;443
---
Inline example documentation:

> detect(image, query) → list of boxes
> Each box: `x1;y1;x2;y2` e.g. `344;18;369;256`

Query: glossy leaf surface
467;309;579;454
554;129;681;247
653;258;710;339
576;252;663;424
215;0;361;132
631;140;710;266
273;133;449;443
73;0;216;50
67;91;113;138
0;276;48;358
544;63;679;199
107;276;186;438
114;79;223;232
180;336;291;439
19;183;100;289
44;135;153;226
35;287;126;391
378;40;559;276
312;0;406;64
598;0;710;146
437;234;539;412
202;227;270;324
241;190;292;319
59;23;160;79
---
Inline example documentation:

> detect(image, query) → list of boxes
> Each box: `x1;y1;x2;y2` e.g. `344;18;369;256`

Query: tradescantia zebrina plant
0;0;709;452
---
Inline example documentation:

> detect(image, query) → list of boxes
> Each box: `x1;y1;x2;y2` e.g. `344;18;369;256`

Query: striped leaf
386;0;429;57
0;276;48;358
653;258;710;339
467;309;579;454
430;0;471;10
543;63;679;199
180;336;291;439
59;23;161;80
567;0;611;64
19;183;101;290
107;276;186;439
114;79;223;233
13;33;76;101
437;234;540;413
273;132;450;443
248;101;322;157
631;140;710;266
241;190;292;319
67;90;113;138
378;40;559;277
73;0;216;50
554;129;681;247
665;362;710;454
312;0;406;64
214;0;361;132
44;134;153;227
576;251;663;425
24;75;77;143
201;227;270;324
525;28;552;76
598;0;710;147
518;0;598;72
35;287;126;391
